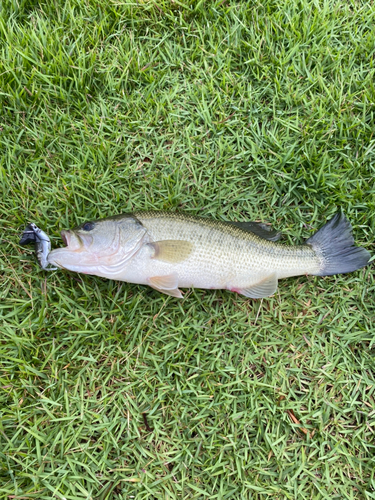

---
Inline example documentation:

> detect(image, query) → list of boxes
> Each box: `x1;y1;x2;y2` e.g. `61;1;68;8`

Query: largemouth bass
47;211;370;298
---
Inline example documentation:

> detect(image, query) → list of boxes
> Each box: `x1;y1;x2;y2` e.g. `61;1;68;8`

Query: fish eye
82;222;95;231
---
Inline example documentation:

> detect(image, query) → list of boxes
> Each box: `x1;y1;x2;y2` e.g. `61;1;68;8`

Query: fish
45;211;371;299
19;223;57;271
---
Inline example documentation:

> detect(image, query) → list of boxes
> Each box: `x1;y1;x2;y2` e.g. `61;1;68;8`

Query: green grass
1;0;375;498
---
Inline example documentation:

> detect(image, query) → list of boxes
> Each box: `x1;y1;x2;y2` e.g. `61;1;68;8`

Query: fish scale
134;211;321;283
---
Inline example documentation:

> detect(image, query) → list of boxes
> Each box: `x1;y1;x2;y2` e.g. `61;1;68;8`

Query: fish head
47;215;146;274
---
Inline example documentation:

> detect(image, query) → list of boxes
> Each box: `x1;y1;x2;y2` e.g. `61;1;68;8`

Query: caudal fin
306;212;371;276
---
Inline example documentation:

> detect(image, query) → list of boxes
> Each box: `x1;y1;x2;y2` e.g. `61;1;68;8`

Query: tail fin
306;212;371;276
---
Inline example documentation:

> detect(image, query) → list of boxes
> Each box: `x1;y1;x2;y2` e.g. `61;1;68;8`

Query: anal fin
236;273;278;298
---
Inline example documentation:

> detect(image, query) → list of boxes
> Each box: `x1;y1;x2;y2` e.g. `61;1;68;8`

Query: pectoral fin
237;273;278;298
148;240;193;263
148;273;183;298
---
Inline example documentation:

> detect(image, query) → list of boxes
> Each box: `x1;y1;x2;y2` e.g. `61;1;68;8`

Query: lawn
1;0;375;498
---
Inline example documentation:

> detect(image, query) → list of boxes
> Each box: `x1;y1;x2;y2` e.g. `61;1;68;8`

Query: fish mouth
60;230;88;251
61;230;70;247
48;232;98;271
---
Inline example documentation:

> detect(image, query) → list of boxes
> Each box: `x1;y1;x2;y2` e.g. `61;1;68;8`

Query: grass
0;0;375;498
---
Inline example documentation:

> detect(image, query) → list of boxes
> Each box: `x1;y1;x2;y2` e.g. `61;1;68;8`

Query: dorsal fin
228;221;281;242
